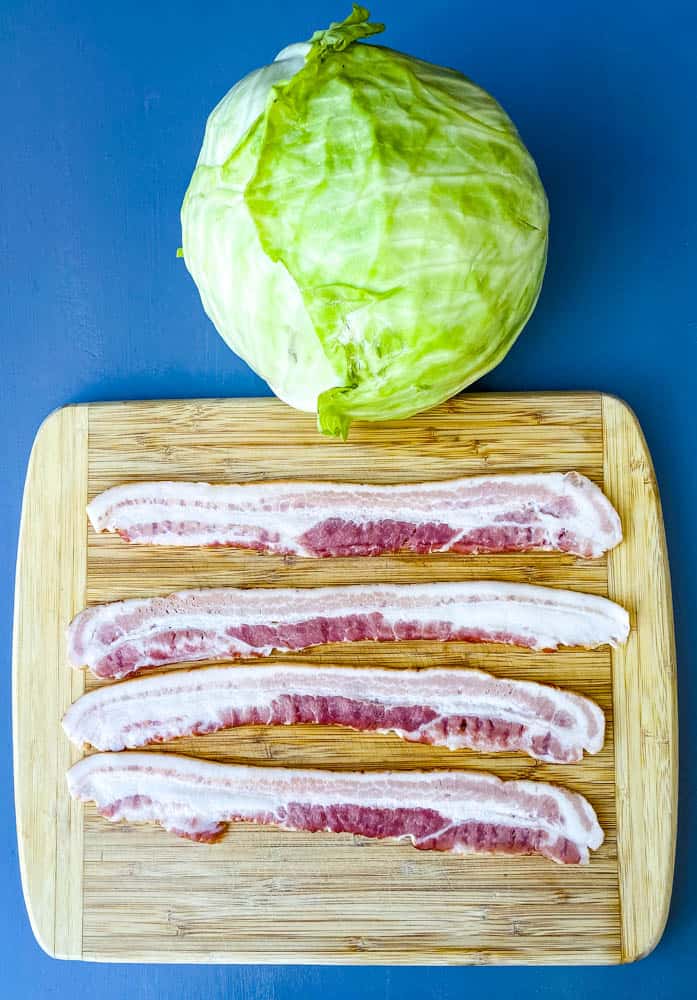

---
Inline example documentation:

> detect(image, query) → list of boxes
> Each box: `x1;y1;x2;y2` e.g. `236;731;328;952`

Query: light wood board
13;393;677;965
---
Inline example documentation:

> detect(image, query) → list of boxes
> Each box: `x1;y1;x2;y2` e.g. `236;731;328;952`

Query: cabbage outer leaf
184;6;548;438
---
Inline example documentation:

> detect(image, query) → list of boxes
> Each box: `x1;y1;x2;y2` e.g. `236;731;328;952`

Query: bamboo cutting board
13;393;676;965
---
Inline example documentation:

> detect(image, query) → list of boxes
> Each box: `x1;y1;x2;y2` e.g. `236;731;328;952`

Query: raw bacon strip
62;664;605;764
87;472;622;559
67;752;604;864
67;581;630;680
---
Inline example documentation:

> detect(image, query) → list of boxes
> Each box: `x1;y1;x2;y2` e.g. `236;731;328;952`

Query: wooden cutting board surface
12;393;677;965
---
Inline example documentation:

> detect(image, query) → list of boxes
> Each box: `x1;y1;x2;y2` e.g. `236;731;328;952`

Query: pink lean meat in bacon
86;471;622;558
66;581;630;680
62;664;605;764
66;752;604;864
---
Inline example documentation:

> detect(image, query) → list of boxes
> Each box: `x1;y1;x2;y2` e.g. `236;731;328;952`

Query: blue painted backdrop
1;0;695;996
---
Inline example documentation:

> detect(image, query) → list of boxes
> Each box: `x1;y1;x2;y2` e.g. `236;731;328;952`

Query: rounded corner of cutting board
600;395;647;455
20;896;68;963
32;402;88;448
13;403;88;962
601;393;677;964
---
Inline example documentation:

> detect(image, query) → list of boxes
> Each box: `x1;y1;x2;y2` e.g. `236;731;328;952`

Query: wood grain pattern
603;396;678;962
13;406;87;959
13;393;676;964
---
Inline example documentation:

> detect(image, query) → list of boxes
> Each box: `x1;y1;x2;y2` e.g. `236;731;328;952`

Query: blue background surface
1;0;695;996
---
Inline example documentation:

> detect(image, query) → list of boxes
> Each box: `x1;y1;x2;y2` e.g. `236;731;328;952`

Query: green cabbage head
181;5;549;438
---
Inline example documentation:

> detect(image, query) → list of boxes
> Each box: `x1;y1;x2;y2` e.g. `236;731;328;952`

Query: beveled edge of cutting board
603;395;678;963
13;405;87;960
